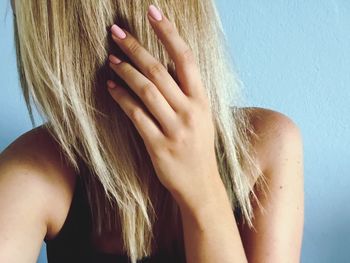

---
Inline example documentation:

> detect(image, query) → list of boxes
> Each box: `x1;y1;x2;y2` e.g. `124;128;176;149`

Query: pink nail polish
109;54;122;64
111;24;126;39
107;80;117;89
148;5;162;21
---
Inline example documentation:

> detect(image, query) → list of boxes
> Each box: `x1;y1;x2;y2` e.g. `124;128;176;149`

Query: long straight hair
13;0;267;261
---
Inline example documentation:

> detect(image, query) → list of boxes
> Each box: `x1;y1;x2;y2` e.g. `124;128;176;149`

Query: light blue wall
215;1;350;262
1;1;349;262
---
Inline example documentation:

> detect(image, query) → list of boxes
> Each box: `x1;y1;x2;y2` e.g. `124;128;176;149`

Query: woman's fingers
107;4;209;144
108;57;178;136
110;25;188;113
107;80;163;145
146;5;204;99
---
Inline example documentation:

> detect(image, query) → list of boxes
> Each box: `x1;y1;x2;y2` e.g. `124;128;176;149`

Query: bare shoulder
240;106;303;175
0;124;77;241
238;107;304;262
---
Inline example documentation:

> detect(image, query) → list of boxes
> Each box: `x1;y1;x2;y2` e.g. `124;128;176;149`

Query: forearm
174;175;248;263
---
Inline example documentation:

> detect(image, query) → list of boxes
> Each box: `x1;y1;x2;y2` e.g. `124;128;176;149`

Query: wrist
171;174;233;227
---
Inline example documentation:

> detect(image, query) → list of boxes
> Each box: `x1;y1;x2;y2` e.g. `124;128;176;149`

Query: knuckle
129;108;143;122
197;93;210;109
111;88;123;100
146;63;164;79
171;128;187;145
182;110;196;127
179;48;196;64
163;22;175;37
120;63;133;75
150;148;166;162
140;83;156;100
127;39;141;55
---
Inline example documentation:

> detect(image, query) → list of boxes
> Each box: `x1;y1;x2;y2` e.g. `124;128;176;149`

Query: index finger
147;5;204;98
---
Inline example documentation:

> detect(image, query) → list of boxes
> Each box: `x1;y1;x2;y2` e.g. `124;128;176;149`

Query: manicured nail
109;54;122;64
111;24;126;39
148;5;162;21
107;80;117;89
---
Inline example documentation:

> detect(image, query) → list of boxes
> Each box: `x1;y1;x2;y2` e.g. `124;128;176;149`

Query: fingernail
107;80;117;89
148;5;162;21
109;54;122;64
111;24;126;39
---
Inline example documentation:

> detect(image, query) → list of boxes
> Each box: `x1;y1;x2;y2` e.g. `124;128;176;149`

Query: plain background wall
0;0;349;262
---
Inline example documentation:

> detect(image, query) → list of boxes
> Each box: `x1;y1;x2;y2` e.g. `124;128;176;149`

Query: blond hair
13;0;266;261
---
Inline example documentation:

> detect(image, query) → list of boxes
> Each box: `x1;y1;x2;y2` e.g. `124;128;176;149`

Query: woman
0;1;304;262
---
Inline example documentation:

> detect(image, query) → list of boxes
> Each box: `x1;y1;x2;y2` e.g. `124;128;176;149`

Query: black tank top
44;174;186;263
44;172;243;263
